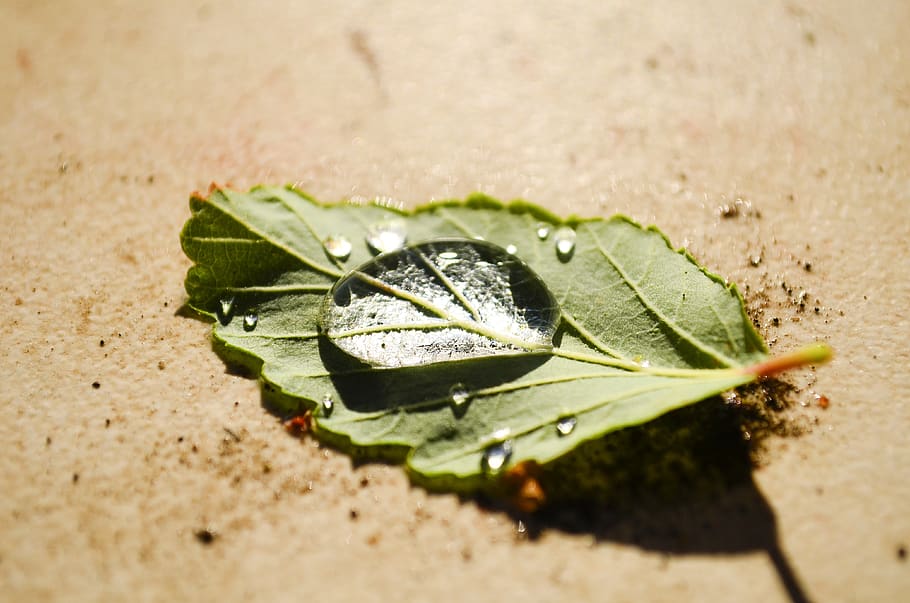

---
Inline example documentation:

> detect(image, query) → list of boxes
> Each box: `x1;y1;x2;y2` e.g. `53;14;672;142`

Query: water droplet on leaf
481;440;513;474
322;239;560;367
554;226;576;261
322;394;335;416
535;223;550;240
365;219;407;254
449;383;470;406
242;313;258;331
217;297;235;325
505;244;518;255
323;235;352;261
556;415;577;436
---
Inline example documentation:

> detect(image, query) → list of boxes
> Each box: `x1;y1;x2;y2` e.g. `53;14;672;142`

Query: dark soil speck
194;528;217;545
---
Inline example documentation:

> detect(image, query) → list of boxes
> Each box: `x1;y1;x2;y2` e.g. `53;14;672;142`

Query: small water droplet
365;219;407;254
481;440;513;474
323;235;352;261
506;244;518;255
639;359;651;368
556;415;577;436
449;383;470;406
242;313;258;332
535;223;550;240
217;297;235;325
322;394;335;417
492;427;511;440
554;226;576;261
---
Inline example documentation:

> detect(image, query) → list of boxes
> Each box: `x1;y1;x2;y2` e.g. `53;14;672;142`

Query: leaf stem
740;343;833;377
551;348;738;378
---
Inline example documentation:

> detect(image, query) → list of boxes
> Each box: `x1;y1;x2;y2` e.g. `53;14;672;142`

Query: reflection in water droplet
449;383;470;406
536;223;550;240
481;440;513;474
217;297;235;325
505;244;518;255
322;394;334;416
554;226;576;261
639;359;651;368
366;220;407;254
556;415;577;436
242;313;258;332
323;235;352;261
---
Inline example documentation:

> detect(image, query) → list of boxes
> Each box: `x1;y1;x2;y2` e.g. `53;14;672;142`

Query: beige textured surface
2;1;909;601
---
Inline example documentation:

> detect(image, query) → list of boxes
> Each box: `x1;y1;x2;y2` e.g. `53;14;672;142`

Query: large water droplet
322;239;560;368
323;235;352;261
553;226;576;261
535;223;550;240
321;394;335;417
365;219;407;254
242;313;258;332
481;440;513;474
505;244;518;255
556;415;577;436
217;297;235;325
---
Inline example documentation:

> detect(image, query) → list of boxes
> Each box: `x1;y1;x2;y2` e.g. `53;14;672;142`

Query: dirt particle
16;48;32;72
46;436;52;446
348;29;385;100
91;381;101;389
99;339;105;347
157;361;166;370
898;545;907;561
803;31;816;46
644;56;659;70
14;297;22;306
366;533;381;546
104;418;110;428
815;394;830;409
349;508;359;520
72;473;79;483
803;261;812;271
194;528;217;545
359;476;370;487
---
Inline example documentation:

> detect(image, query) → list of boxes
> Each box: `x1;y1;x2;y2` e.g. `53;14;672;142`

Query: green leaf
180;186;777;493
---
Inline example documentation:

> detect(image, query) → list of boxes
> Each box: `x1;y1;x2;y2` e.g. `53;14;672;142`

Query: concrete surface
2;1;909;601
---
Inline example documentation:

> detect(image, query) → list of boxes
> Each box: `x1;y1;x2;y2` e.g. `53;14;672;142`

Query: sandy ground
2;1;910;601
